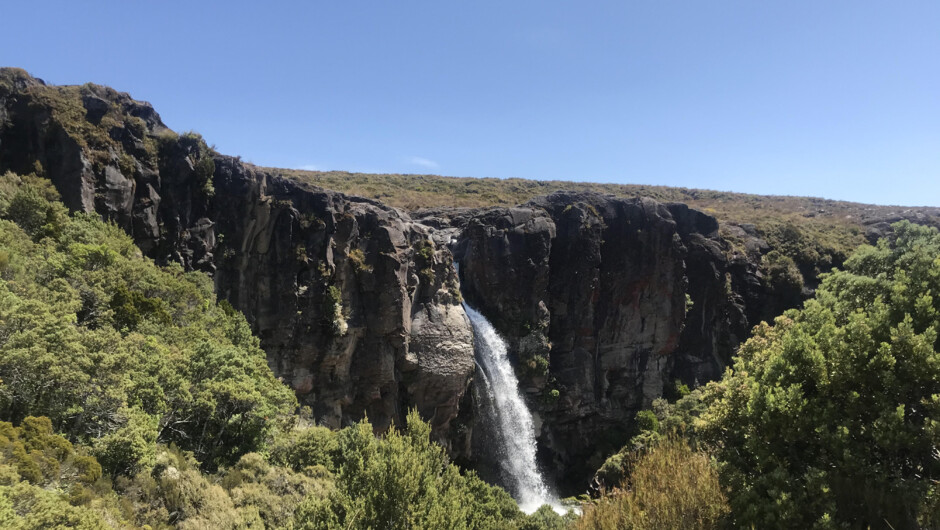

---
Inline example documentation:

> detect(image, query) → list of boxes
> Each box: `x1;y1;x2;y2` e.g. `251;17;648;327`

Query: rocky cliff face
418;194;747;489
208;159;473;441
0;67;826;490
0;69;474;449
5;68;939;494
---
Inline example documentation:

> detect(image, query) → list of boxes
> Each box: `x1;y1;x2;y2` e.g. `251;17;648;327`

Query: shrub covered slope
0;171;577;529
595;220;940;529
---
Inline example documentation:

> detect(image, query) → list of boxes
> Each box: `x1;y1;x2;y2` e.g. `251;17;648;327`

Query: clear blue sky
2;1;938;206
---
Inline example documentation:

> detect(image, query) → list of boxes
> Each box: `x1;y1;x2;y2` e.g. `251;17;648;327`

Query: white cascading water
463;302;560;514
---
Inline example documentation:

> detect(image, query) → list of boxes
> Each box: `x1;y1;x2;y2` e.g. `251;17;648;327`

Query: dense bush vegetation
0;171;573;528
0;417;128;529
290;411;563;530
577;437;728;530
704;221;940;528
599;220;940;529
0;172;297;475
0;411;558;528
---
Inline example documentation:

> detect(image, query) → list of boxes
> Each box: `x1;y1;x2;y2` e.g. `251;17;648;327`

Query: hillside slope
2;66;939;493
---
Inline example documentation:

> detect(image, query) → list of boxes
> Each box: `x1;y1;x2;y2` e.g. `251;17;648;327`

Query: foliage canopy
603;221;940;529
0;170;566;528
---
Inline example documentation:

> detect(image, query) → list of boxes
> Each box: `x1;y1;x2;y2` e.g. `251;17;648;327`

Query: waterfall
463;302;560;514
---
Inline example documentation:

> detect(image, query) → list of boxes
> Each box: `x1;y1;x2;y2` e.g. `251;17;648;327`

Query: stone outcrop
425;194;732;489
0;68;474;448
209;158;473;439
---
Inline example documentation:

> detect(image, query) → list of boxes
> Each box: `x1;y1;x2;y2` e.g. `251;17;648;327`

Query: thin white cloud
407;156;440;170
297;164;319;171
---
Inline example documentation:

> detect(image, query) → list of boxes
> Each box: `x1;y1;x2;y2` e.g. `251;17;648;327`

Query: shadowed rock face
666;202;749;387
422;193;800;490
439;193;723;489
528;194;688;489
209;159;474;441
0;69;474;450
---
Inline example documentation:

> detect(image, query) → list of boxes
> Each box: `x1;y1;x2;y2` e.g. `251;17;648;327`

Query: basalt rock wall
0;67;790;489
9;68;937;494
0;69;474;451
427;193;752;489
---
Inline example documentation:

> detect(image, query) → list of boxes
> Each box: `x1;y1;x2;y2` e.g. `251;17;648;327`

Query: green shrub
762;249;804;304
525;354;550;378
696;222;940;528
0;172;296;476
5;187;66;240
322;285;347;336
576;437;728;530
292;410;527;529
269;425;339;471
521;504;578;529
0;416;126;525
0;482;110;530
635;410;659;433
665;379;690;401
92;408;158;477
109;283;173;331
348;247;371;272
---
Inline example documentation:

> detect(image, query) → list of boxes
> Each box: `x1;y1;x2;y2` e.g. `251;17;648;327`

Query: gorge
2;67;940;499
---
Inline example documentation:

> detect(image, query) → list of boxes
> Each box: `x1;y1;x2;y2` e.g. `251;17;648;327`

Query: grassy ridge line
270;167;920;267
2;66;936;280
273;167;883;214
2;66;933;268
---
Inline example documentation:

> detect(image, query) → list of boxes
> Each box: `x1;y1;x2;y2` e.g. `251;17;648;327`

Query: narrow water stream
462;302;560;514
